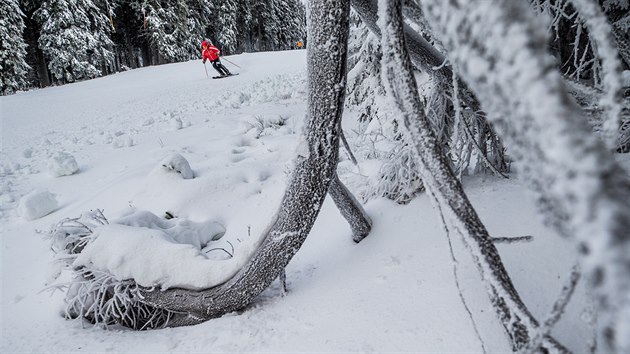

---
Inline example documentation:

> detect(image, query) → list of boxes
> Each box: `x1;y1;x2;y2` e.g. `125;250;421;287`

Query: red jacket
202;45;220;61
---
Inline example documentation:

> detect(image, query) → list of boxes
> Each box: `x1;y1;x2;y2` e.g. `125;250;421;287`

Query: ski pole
222;57;241;69
203;62;208;78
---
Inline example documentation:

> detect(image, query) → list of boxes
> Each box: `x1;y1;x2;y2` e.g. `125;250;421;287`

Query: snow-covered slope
1;49;594;352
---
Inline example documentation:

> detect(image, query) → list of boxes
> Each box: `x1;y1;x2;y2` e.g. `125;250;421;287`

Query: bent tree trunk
420;1;630;352
139;0;354;325
379;0;568;351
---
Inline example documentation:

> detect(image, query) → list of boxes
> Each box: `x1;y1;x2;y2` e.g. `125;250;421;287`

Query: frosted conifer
0;0;31;95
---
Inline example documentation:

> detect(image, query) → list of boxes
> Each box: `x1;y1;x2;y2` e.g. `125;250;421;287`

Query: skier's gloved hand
203;59;206;63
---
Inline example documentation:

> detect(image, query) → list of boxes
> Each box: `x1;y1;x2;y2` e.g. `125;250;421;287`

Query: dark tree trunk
22;14;50;88
35;49;50;88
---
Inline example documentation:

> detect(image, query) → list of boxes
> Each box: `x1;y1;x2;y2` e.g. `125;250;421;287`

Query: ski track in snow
0;49;604;352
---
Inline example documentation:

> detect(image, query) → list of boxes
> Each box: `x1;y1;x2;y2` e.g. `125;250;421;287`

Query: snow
47;152;79;177
16;189;58;220
158;153;194;179
0;49;616;352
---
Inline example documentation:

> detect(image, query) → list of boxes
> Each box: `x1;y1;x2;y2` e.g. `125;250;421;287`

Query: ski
212;73;239;79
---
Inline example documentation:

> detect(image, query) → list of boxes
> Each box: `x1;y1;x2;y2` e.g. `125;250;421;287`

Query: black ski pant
211;59;231;76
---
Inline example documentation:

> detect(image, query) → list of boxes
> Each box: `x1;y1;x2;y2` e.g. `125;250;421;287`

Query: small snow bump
17;189;58;220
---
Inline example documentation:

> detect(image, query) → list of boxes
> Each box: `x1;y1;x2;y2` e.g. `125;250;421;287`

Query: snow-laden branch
377;0;568;351
420;0;630;352
568;0;624;150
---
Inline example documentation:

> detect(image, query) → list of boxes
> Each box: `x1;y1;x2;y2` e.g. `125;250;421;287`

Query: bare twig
492;235;534;244
521;264;581;354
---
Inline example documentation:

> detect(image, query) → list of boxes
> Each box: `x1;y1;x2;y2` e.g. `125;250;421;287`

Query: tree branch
379;0;569;351
421;0;630;351
328;172;372;243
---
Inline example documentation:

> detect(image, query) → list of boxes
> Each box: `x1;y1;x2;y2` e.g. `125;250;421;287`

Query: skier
201;40;232;78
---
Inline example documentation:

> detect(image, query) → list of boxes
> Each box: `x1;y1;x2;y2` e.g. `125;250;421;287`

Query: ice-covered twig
431;189;488;353
521;264;581;354
491;236;534;244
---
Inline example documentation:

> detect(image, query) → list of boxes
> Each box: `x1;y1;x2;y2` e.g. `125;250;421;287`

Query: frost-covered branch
567;0;624;150
420;0;630;352
378;0;568;351
328;172;372;243
491;236;534;244
523;264;581;354
339;124;359;165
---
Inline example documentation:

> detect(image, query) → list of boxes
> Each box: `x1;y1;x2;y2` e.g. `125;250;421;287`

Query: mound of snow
48;152;79;177
113;135;134;148
71;210;263;290
17;189;58;220
159;153;194;179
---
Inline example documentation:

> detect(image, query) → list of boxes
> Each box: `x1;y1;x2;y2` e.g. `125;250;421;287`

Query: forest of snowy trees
0;0;306;94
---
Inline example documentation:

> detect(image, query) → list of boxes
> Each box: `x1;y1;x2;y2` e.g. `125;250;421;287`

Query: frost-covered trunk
329;172;372;242
378;0;569;351
139;0;353;325
420;1;630;352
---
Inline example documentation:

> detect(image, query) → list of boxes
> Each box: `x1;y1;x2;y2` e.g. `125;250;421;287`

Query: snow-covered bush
48;210;173;329
171;117;183;131
159;153;193;179
112;135;134;149
244;115;292;138
49;210;106;255
48;152;79;177
369;146;424;204
48;209;227;329
17;189;58;220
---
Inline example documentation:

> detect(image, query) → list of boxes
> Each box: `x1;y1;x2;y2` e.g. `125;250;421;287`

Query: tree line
1;0;306;94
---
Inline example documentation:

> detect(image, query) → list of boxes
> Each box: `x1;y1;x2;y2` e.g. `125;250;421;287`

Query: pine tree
248;0;272;51
142;0;174;63
169;0;197;60
85;0;115;74
214;0;238;54
34;0;103;83
1;0;31;95
273;0;306;50
186;0;213;55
